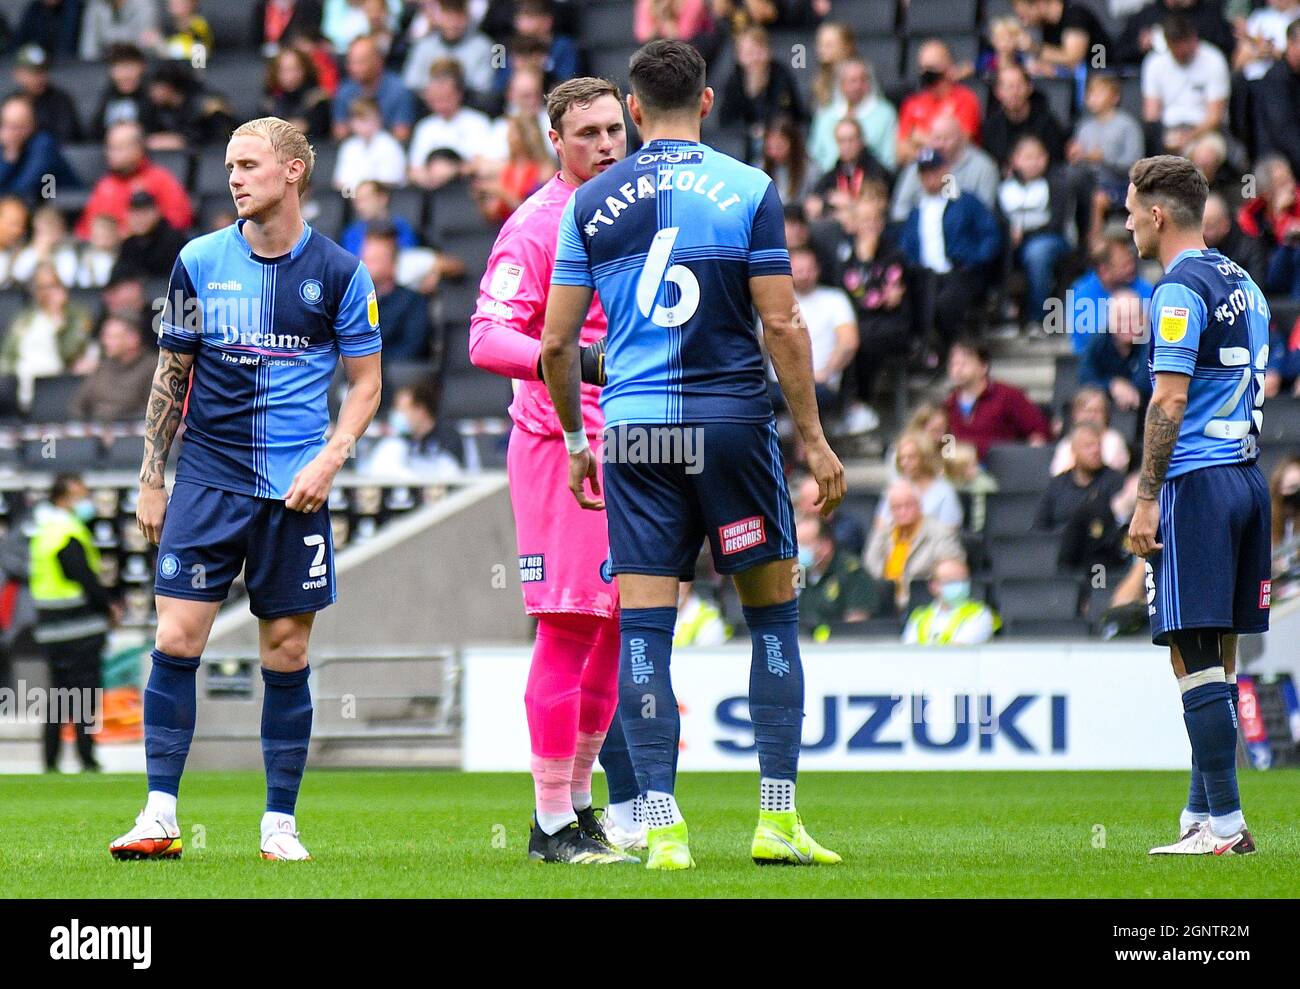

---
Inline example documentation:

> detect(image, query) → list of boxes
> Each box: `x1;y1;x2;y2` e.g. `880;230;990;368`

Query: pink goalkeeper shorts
507;427;617;619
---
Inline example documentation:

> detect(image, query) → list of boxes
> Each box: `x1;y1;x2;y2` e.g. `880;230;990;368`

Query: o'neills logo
221;326;310;349
719;516;766;555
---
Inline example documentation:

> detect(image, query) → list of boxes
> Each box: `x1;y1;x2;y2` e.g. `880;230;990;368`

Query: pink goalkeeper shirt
468;173;607;438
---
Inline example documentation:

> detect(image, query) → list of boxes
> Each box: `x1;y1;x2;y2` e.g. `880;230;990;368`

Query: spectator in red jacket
75;121;193;239
896;38;982;168
943;338;1051;460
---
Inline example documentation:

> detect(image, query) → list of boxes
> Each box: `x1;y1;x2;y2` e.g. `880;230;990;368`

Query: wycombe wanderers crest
299;279;323;305
159;553;181;579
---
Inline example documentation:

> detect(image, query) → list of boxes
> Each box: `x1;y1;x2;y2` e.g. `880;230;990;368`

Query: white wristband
563;428;589;455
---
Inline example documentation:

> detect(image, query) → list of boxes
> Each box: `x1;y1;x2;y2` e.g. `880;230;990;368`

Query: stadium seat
62;143;106;187
428;180;484;239
982;492;1044;539
204;4;257;50
201;55;271;120
387;186;431;235
195;147;231;196
995;575;1085;633
581;0;635;48
859;36;903;91
706;124;749;162
452;232;497;284
824;617;905;638
0;374;20;424
1269;298;1300;335
829;0;896;36
435;278;479;330
311;143;338;187
1076;0;1124;38
68;287;100;314
150;149;193;190
769;30;809;68
1260;398;1300;445
29;374;83;424
1110;407;1139;444
1051;353;1080;416
987;532;1062;579
908;577;931;608
1001;617;1091;637
440;370;513;420
905;0;975;35
961;528;987;573
588;45;639;90
49;62;113;107
1036;76;1077;125
200;192;236;228
1257;443;1290;484
1119;74;1143;121
23;435;101;470
104;434;146;471
840;490;879;528
0;290;25;334
441;325;475;374
984;443;1056;493
303;191;346;239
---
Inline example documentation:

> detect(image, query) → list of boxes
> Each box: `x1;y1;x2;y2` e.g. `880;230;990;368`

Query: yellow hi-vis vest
913;600;1000;645
29;508;107;643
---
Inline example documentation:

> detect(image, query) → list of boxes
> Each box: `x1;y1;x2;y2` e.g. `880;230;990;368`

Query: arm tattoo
1137;399;1184;501
140;349;193;488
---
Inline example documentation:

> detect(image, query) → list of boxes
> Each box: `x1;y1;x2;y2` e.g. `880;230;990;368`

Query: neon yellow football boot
646;820;695;870
751;810;842;866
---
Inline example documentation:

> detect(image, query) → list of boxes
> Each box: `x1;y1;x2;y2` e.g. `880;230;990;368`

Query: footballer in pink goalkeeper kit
468;77;641;864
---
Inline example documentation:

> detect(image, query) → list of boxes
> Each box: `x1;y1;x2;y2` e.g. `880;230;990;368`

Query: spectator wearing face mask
895;39;981;168
364;378;463;479
902;557;999;645
796;515;881;629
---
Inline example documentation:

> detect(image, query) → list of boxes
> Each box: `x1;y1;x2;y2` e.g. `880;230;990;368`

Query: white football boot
1150;823;1256;856
260;813;313;861
110;810;183;860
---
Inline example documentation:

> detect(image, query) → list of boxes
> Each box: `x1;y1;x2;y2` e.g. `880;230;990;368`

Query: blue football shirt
158;220;382;499
1147;248;1270;479
551;138;791;427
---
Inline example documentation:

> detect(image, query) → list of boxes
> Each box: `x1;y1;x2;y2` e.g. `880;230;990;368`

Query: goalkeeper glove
537;337;607;387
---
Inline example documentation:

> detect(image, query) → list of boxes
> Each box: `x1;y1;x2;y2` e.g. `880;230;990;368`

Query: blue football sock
597;705;641;805
144;650;200;796
1186;752;1209;817
1188;678;1241;819
1182;681;1243;835
618;606;678;796
743;600;804;782
261;666;313;815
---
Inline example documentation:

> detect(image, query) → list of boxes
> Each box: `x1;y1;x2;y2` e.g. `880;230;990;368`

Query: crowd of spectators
0;1;1296;636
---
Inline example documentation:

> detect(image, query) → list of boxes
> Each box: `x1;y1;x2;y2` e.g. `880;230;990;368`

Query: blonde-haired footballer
110;117;383;862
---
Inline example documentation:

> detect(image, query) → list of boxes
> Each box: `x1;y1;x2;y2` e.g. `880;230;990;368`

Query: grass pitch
2;769;1297;898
